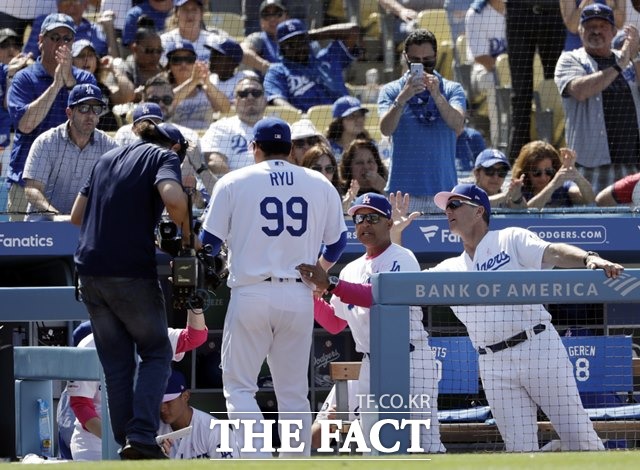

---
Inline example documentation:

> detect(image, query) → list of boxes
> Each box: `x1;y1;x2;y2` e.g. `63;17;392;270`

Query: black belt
363;343;415;358
263;277;303;283
478;324;546;355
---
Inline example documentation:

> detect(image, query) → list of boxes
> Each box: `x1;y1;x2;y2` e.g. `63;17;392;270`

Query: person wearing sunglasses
300;142;343;197
24;0;116;59
264;18;361;112
22;83;117;222
115;27;165;97
6;13;97;221
288;118;329;165
555;3;640;195
241;0;289;75
71;39;135;131
201;76;268;175
379;28;466;213
471;148;527;209
296;192;446;454
511;140;595;208
165;40;230;129
327;96;372;161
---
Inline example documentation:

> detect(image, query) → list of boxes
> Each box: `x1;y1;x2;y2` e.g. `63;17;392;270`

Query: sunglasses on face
530;167;556;178
482;166;508;178
261;10;284;19
353;213;384;225
236;89;264;99
142;47;163;55
292;136;321;148
147;95;174;105
169;55;196;65
445;199;478;211
75;104;106;115
47;33;74;44
311;164;336;173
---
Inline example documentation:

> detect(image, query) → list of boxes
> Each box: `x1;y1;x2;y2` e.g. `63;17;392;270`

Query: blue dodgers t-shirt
75;140;182;278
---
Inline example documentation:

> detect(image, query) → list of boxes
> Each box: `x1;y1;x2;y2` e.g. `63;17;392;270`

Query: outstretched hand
389;191;421;243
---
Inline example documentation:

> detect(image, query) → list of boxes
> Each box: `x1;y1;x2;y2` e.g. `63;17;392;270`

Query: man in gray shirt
23;83;117;221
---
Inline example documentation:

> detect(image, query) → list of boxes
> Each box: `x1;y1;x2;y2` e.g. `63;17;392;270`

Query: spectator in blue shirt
24;0;118;59
6;13;96;221
264;18;360;112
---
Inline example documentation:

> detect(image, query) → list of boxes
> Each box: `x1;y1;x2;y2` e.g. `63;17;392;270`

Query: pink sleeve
314;297;348;334
175;325;208;354
332;280;373;308
70;396;99;429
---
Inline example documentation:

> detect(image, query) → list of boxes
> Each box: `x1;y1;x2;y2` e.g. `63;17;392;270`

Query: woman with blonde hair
511;140;595;208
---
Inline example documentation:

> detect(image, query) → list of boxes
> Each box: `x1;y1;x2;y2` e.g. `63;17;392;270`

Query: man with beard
263;18;360;113
378;28;466;213
555;3;640;194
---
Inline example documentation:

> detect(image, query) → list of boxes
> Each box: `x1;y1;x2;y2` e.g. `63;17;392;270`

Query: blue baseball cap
332;96;369;119
165;40;196;58
68;83;104;107
253;117;291;143
204;37;243;64
434;183;491;221
474;148;510;169
347;192;392;218
155;122;188;148
71;39;97;58
133;102;164;124
580;3;614;26
174;0;204;7
277;19;307;43
163;369;188;402
41;13;76;35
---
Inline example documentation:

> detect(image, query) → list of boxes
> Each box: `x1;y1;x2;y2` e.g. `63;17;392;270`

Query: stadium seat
416;10;454;80
203;12;245;42
532;79;566;148
263;106;302;125
306;105;335;134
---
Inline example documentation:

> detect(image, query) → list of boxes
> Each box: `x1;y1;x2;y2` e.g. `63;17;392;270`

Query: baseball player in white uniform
430;183;623;452
199;117;347;457
298;193;445;454
158;370;239;459
65;311;208;460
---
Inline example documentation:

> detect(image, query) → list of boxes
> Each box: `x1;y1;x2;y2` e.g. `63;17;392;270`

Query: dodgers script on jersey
431;227;553;348
158;409;239;459
201;160;346;288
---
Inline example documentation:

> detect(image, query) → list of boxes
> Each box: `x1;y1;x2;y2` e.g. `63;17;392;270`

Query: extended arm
542;243;623;277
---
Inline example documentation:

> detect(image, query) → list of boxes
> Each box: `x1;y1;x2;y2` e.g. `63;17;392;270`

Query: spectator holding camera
71;121;192;460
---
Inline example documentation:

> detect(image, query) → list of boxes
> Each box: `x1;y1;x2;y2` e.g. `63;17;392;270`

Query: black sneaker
119;440;168;460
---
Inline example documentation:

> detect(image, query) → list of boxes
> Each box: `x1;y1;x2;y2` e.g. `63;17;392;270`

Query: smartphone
410;62;424;81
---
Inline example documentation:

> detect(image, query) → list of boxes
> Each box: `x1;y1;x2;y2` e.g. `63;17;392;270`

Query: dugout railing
369;269;640;454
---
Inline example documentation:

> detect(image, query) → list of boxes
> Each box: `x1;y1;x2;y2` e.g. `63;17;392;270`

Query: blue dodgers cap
204;36;243;64
253;117;291;143
174;0;204;6
581;3;614;26
41;13;76;35
277;18;307;43
163;369;188;402
165;39;196;57
133;102;164;124
68;83;104;107
434;183;491;220
474;148;510;169
332;96;369;119
71;39;96;58
347;192;392;218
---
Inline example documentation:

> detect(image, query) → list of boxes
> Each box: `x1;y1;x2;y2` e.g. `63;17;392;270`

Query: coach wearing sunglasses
22;83;117;221
472;148;527;209
511;140;594;208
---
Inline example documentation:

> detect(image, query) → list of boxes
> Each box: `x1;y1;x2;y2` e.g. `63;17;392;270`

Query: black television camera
157;218;228;310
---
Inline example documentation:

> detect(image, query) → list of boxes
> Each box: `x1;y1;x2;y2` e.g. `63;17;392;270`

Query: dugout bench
329;337;640;450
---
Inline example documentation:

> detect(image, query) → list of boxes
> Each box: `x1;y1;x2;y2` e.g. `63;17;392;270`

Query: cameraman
71;122;192;460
